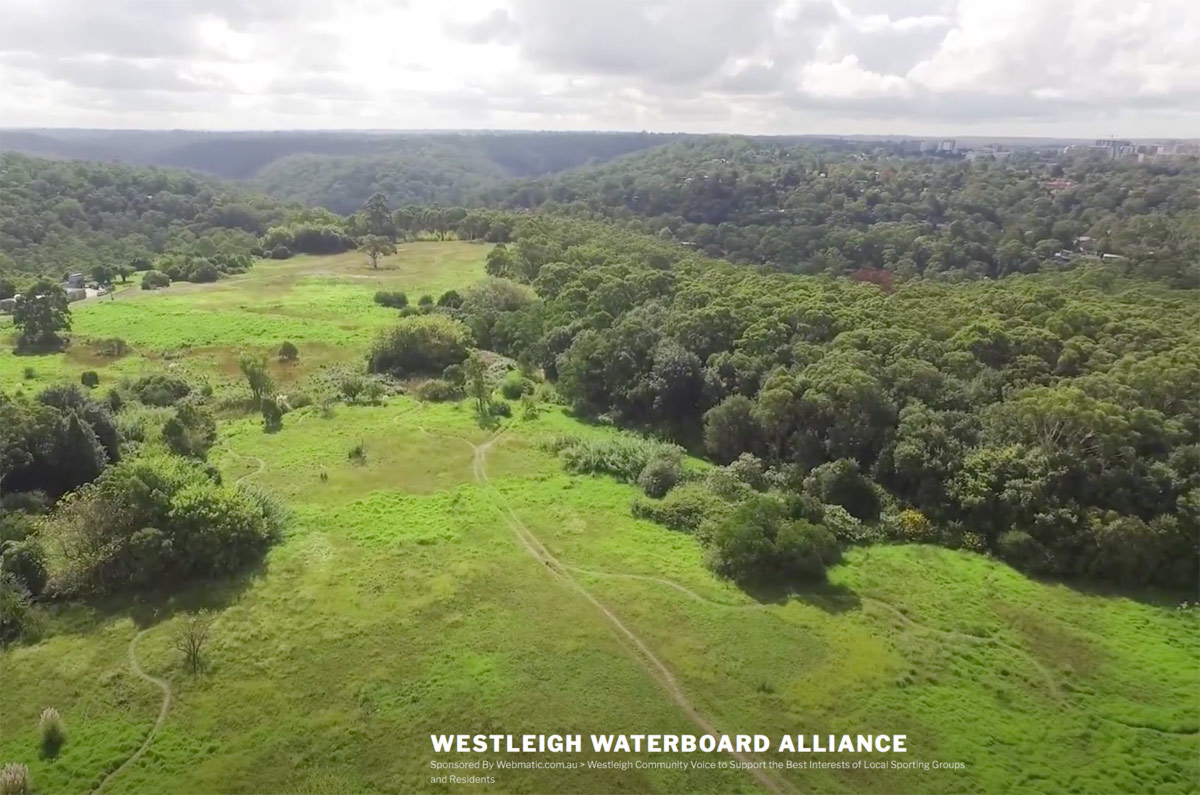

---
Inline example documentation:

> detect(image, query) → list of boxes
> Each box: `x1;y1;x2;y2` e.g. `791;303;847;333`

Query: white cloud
0;0;1197;135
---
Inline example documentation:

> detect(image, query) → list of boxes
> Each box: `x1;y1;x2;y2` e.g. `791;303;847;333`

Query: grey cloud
39;58;232;93
445;8;519;45
502;0;781;84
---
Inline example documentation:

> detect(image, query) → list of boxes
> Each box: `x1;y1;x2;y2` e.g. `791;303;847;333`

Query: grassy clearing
0;241;489;389
2;242;1197;793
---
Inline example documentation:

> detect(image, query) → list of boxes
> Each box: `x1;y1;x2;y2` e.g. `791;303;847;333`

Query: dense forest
1;130;680;212
453;216;1199;590
479;138;1200;285
0;153;300;279
2;140;1197;592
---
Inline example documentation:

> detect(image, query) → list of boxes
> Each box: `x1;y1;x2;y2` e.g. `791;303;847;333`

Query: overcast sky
1;0;1198;137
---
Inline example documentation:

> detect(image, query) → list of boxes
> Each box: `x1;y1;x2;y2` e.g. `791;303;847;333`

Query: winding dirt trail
222;444;266;485
415;421;789;794
93;630;173;794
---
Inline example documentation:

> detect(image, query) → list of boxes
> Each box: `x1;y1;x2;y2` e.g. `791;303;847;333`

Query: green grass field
2;243;1197;794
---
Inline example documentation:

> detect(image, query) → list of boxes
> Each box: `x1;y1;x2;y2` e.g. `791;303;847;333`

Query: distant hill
0;129;684;213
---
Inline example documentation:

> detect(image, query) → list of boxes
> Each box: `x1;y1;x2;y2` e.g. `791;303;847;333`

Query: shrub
132;373;191;407
415;379;461;402
500;370;533;400
93;337;128;357
162;402;217;459
141;270;171;290
546;436;685;483
997;530;1051;573
39;454;282;596
270;243;292;260
277;341;299;362
705;496;841;585
418;294;434;307
896;509;934;541
520;393;540;419
238;354;274;408
21;367;35;380
632;483;732;534
0;537;47;596
727;453;768;491
39;707;65;756
261;398;283;432
361;379;387;405
367;315;472;377
437;289;463;308
638;454;682;498
373;291;408;309
802;459;881;521
0;763;30;795
289;392;313;409
173;612;213;674
491;400;513;418
348;442;366;463
340;375;366;403
0;573;34;646
820;505;870;544
80;370;100;388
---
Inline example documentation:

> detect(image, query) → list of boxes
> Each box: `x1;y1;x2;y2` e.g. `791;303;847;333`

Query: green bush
39;454;283;595
367;315;472;377
0;572;34;646
415;379;461;402
270;243;291;260
802;459;881;522
705;496;841;585
637;454;682;498
632;483;732;534
39;707;65;756
437;289;463;308
997;529;1051;573
491;400;513;418
277;341;299;361
132;373;191;406
0;537;47;596
500;370;533;400
162;402;217;459
374;291;408;309
80;370;100;388
546;436;685;484
141;270;171;290
261;398;283;432
92;337;128;357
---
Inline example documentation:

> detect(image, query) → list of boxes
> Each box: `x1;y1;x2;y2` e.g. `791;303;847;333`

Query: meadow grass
1;243;1197;793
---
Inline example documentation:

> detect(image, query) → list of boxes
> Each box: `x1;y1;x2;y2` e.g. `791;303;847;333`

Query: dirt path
412;421;788;794
221;444;266;485
93;630;173;794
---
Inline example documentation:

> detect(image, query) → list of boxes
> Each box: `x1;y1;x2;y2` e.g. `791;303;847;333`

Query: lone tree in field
12;279;71;352
359;192;395;239
238;353;274;408
465;352;491;418
173;612;213;674
361;235;396;270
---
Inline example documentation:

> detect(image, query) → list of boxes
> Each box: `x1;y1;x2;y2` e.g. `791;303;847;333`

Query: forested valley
2;129;1198;795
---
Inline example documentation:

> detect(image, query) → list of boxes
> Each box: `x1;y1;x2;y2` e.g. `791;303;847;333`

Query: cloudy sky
1;0;1198;136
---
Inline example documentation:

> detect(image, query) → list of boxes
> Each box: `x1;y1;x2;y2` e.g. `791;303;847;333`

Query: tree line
445;216;1199;591
476;138;1200;286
